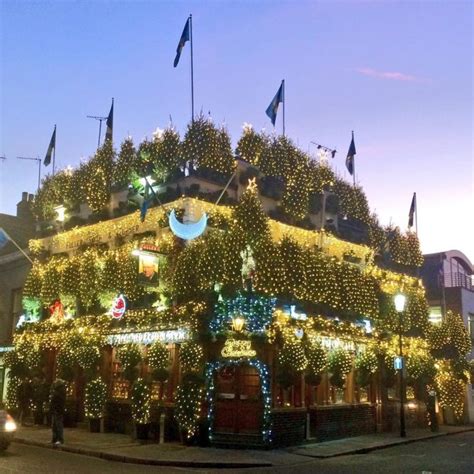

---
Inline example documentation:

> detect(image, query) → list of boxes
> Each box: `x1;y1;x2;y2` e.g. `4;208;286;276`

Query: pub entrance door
213;363;262;434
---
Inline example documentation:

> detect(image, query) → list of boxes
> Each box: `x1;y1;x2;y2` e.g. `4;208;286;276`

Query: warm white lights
394;293;406;313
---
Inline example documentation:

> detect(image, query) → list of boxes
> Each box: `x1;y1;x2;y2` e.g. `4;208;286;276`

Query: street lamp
394;293;407;437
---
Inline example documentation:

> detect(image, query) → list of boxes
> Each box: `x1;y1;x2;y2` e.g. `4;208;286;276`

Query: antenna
310;141;337;160
87;115;108;149
17;156;41;192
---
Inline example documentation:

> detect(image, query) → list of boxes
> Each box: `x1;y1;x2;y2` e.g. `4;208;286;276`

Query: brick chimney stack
16;191;33;221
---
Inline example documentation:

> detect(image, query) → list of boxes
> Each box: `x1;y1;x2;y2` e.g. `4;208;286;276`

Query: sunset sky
0;1;472;262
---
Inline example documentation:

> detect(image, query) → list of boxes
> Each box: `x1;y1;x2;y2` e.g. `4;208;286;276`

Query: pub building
6;127;442;447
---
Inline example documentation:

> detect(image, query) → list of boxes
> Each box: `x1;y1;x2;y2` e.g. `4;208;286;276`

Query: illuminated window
428;306;442;325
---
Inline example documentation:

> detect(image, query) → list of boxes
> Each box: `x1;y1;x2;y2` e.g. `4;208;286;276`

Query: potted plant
84;378;107;432
131;378;152;440
147;341;170;401
304;341;328;388
328;348;353;402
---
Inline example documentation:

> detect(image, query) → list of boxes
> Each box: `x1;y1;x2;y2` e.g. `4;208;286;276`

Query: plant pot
89;418;101;433
135;423;150;440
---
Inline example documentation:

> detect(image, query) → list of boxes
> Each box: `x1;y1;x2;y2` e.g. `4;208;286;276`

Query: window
468;314;474;341
429;306;443;325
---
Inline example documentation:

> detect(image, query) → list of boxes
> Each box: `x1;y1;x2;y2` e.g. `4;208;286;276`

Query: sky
0;0;472;262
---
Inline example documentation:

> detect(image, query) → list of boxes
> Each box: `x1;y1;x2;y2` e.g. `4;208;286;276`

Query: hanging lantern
232;316;245;332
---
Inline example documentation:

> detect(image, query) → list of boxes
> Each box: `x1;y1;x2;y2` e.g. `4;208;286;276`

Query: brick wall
382;400;427;432
270;408;306;447
309;404;376;441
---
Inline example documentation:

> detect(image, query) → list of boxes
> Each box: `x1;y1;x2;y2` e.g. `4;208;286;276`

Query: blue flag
105;99;114;142
346;131;356;176
408;192;416;228
0;228;10;249
44;126;56;167
174;17;190;67
265;81;284;126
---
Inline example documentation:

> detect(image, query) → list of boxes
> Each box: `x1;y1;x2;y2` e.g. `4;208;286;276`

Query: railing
443;272;474;291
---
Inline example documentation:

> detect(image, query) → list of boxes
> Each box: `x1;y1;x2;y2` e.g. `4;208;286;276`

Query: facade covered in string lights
4;119;471;447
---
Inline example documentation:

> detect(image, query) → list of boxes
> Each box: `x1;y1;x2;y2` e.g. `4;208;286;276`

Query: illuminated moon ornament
111;294;127;319
168;209;208;240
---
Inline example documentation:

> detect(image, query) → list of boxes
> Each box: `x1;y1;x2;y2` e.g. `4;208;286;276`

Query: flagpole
190;14;194;121
1;229;33;264
282;79;285;136
52;124;57;175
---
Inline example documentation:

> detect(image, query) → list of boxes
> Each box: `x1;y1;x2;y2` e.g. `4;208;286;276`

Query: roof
423;250;473;275
0;213;34;258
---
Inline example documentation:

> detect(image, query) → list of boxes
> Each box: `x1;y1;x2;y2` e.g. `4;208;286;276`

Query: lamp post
394;293;407;438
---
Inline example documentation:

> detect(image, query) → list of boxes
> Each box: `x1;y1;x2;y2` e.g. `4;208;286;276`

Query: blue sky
0;1;472;261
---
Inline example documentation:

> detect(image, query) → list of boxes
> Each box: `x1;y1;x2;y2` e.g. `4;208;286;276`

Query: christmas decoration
328;348;353;388
84;141;115;213
147;341;170;382
179;342;204;373
131;378;152;425
84;378;107;419
117;343;142;382
175;379;204;439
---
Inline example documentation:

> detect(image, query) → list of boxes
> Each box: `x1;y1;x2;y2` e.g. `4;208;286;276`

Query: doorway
213;363;262;434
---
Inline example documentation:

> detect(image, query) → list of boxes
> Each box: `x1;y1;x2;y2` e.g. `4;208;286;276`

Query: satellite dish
169;209;207;240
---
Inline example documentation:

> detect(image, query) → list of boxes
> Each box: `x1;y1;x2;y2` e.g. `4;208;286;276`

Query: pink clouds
356;67;425;82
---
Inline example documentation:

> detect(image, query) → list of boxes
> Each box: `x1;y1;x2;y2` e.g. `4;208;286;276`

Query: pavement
12;424;474;469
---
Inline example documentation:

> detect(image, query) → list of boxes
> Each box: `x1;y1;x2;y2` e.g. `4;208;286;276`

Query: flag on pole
105;99;114;142
44;126;56;167
265;81;284;126
408;192;416;228
174;17;190;67
0;227;9;249
346;131;356;176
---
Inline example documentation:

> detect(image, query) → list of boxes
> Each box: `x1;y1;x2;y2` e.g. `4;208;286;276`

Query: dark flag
44;125;56;167
105;99;114;142
408;192;416;228
346;131;356;176
174;17;190;67
265;80;284;126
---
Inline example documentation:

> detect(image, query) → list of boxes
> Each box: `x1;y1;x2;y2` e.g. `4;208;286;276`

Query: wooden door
213;364;262;434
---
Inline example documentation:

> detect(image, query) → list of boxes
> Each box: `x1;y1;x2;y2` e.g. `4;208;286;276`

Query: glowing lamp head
394;293;406;313
232;316;245;332
54;205;66;222
5;414;16;432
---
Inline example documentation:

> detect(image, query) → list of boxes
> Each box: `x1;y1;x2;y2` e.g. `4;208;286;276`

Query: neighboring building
421;250;474;421
0;192;35;402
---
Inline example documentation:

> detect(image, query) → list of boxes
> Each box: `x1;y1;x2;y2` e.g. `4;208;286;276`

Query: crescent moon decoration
168;209;208;240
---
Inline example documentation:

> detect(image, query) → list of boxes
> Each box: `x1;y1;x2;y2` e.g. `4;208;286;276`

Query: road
1;432;473;474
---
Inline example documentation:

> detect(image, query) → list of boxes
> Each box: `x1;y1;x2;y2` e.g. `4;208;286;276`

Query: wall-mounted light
54;205;66;222
232;316;245;332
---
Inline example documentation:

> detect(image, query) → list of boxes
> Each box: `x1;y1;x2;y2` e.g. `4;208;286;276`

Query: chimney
16;191;33;220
